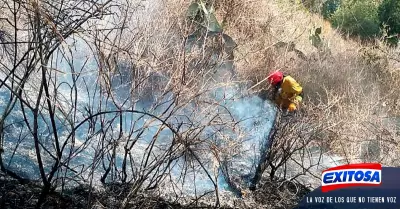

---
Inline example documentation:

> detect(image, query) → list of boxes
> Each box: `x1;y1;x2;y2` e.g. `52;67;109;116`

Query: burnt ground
0;171;310;209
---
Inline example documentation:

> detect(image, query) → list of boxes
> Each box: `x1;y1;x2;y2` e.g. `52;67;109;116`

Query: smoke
0;35;279;197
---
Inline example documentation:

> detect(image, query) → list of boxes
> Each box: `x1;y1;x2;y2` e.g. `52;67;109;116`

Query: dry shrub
0;0;397;206
366;45;400;116
212;0;399;181
95;0;400;198
212;0;277;85
293;44;399;167
214;0;264;39
292;42;400;166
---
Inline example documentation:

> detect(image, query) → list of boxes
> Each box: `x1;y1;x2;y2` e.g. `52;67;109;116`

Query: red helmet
267;71;283;85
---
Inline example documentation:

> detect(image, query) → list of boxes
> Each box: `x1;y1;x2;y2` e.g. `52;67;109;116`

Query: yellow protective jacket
275;76;303;111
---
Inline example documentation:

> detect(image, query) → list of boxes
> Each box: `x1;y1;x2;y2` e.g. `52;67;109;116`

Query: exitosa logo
321;163;382;192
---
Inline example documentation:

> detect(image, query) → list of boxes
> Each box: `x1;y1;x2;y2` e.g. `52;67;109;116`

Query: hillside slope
0;0;399;208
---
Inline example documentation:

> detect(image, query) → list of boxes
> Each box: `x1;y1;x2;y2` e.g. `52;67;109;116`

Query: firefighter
267;71;303;112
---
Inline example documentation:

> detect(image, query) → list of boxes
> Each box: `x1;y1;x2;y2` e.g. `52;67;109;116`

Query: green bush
322;0;341;19
330;1;381;39
378;0;400;46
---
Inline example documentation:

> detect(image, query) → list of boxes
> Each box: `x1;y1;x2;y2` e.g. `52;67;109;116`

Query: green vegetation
187;0;222;32
330;0;381;39
378;0;400;46
321;0;340;19
305;0;400;45
309;27;323;48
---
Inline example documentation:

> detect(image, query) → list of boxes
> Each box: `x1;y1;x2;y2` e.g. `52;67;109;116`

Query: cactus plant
185;0;237;55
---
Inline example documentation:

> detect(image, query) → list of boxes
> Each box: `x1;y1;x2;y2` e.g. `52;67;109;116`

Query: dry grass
210;0;400;172
106;0;400;196
0;0;399;207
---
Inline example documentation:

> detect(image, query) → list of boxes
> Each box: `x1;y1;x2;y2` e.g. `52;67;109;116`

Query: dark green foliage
321;0;341;19
185;0;237;55
186;1;222;33
310;27;323;48
378;0;400;46
330;1;381;39
187;3;201;19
